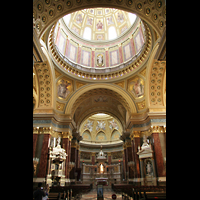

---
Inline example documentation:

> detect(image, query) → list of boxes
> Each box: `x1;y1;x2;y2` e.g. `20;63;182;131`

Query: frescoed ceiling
63;8;137;41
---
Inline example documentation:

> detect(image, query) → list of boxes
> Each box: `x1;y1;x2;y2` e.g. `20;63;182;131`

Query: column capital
62;131;72;138
130;131;141;139
33;127;39;134
151;125;166;133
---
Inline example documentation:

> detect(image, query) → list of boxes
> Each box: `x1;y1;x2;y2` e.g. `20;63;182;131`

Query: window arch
108;26;117;40
83;27;91;40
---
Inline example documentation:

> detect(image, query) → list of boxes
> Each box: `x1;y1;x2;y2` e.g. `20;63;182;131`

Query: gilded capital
33;127;39;134
43;127;51;134
132;131;141;138
151;126;166;133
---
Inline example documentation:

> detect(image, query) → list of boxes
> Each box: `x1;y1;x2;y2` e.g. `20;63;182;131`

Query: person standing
33;182;46;200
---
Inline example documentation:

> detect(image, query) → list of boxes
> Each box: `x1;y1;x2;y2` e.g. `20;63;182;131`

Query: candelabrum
33;157;39;176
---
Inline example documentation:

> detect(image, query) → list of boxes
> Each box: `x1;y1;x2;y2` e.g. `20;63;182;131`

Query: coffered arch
33;0;166;39
65;83;137;117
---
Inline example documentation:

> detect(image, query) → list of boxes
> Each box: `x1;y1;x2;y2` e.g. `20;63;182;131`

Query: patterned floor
80;188;122;200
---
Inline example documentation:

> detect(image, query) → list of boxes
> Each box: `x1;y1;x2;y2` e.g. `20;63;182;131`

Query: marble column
37;128;51;178
33;127;39;158
62;134;69;178
131;131;141;179
152;126;166;177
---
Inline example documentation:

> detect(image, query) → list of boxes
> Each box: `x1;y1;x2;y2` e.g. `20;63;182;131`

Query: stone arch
33;0;166;39
65;83;137;116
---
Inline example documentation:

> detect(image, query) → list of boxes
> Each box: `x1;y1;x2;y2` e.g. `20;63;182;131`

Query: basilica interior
33;0;166;199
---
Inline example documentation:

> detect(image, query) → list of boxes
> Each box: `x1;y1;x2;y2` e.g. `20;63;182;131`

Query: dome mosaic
63;8;137;41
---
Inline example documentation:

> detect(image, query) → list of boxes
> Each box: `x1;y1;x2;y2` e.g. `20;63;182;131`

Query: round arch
33;0;166;39
65;83;137;115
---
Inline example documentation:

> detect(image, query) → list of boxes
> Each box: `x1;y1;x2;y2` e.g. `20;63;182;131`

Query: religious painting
96;131;107;141
134;26;145;53
56;31;66;54
96;19;104;31
128;76;144;98
71;25;80;35
116;11;124;24
96;121;106;131
57;78;73;99
81;50;91;67
67;43;77;62
75;12;84;25
96;34;105;41
109;50;120;66
123;42;133;61
111;130;120;141
109;119;119;130
82;131;91;141
86;17;93;26
83;119;94;132
106;16;114;25
97;9;103;15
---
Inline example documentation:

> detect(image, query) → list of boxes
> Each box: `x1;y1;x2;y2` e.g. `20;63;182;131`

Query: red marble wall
37;134;50;178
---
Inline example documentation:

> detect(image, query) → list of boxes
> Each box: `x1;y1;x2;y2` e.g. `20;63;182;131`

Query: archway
33;0;166;39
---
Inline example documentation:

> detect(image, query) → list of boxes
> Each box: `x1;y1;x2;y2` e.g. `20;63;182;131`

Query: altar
82;147;121;188
95;177;108;186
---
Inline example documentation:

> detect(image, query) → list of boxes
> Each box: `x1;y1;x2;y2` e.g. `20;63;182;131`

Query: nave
80;188;122;200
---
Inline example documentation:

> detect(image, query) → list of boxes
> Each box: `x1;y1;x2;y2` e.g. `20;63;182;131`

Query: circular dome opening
62;8;137;42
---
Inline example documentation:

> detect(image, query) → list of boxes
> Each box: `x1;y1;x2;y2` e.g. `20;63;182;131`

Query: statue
146;161;152;175
56;137;61;148
97;54;103;67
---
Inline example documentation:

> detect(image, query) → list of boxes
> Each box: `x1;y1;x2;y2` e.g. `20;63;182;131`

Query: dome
63;8;137;41
48;7;151;81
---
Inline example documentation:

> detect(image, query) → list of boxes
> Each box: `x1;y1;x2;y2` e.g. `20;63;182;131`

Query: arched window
83;27;91;40
63;14;71;26
128;13;137;25
108;26;117;40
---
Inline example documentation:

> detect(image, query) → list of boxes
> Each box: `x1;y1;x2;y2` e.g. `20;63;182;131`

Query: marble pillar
37;128;51;178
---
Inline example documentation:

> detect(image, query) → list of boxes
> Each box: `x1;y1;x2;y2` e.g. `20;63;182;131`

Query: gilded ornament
66;1;71;6
146;8;151;15
37;4;42;11
157;86;160;89
157;1;162;8
157;98;161;102
160;21;164;27
45;0;50;4
137;3;142;10
49;9;54;16
57;4;62;11
128;0;133;5
154;14;158;20
42;16;46;23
